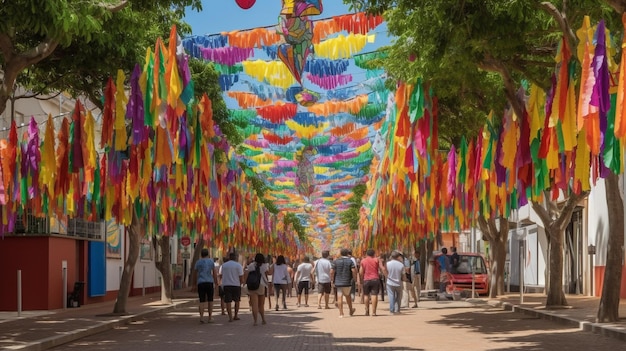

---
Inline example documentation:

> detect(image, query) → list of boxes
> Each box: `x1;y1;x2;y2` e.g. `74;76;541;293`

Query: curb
496;301;626;342
15;299;196;351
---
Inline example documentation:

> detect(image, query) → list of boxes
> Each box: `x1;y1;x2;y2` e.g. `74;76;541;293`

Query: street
49;296;624;350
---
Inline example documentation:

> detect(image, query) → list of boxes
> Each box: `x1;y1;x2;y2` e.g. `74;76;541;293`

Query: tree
477;216;509;298
532;191;588;306
113;209;142;314
0;0;202;115
345;1;622;308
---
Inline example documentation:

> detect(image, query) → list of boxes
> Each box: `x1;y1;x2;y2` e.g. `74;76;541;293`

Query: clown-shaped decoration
277;0;323;100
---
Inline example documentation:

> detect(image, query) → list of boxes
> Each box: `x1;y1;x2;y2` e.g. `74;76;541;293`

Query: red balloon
235;0;256;9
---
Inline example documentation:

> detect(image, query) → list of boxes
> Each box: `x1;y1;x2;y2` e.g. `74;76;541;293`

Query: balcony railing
12;213;104;241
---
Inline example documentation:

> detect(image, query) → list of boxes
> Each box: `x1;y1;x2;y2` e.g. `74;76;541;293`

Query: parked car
433;252;490;295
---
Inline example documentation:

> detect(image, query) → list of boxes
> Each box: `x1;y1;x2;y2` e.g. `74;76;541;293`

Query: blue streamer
305;59;350;77
263;45;279;60
292;112;324;127
219;74;239;91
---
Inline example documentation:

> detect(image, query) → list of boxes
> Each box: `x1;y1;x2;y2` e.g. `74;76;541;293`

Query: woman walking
272;255;289;310
244;253;269;326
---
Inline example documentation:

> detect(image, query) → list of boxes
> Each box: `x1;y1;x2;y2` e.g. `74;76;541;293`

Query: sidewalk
0;291;198;351
489;293;626;341
0;291;624;350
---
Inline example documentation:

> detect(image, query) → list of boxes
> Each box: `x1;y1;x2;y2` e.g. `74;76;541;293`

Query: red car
433;252;490;296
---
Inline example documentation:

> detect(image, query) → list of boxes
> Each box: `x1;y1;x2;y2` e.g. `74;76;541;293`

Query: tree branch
479;56;525;120
539;1;577;58
101;0;129;12
16;38;60;70
0;33;14;62
601;0;626;14
532;199;552;230
554;191;589;231
477;215;494;242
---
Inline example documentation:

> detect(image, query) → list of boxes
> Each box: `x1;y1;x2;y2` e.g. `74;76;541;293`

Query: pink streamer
200;47;254;66
306;73;353;90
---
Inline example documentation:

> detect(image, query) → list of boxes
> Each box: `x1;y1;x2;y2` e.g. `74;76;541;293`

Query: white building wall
105;225;160;293
587;179;610;266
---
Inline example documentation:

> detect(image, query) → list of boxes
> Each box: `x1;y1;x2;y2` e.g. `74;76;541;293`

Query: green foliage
0;0;202;114
344;0;621;147
284;212;306;241
340;184;367;230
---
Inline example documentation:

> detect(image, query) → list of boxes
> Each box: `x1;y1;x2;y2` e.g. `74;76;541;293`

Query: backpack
246;264;262;291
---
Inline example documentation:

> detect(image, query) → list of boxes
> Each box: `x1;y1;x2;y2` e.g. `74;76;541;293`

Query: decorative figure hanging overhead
277;0;323;105
296;146;316;198
235;0;257;9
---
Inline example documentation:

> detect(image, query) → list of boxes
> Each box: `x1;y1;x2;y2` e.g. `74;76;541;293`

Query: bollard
17;270;22;317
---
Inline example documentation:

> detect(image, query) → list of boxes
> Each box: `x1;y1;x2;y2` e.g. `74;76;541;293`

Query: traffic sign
181;236;191;246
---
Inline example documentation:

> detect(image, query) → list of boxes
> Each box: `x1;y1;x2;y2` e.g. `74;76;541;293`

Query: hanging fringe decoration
313;12;383;43
314;34;376;60
200;46;254;66
226;28;282;49
305;59;350;77
227;91;273;108
306;73;353;90
257;102;298;123
307;94;369;116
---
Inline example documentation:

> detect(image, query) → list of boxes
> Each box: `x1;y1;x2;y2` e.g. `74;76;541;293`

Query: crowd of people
193;247;424;325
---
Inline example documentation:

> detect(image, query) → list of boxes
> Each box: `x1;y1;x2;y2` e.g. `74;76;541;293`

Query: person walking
219;252;244;322
244;253;269;326
314;250;332;309
438;247;451;293
272;255;289;311
359;248;382;316
295;256;314;307
330;248;357;318
384;251;405;314
266;254;274;310
411;250;421;308
195;248;218;324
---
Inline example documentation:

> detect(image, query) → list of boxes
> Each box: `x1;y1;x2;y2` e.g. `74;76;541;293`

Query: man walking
295;256;314;307
359;248;382;316
219;252;244;322
330;248;357;317
314;250;332;309
195;248;218;323
384;251;405;314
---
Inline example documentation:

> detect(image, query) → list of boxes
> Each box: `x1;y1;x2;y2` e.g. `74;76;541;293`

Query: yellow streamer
313;34;376;60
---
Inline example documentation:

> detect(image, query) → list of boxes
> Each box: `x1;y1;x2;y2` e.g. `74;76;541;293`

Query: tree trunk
532;191;588;308
0;35;60;115
545;224;568;306
155;235;173;303
477;215;508;298
188;235;205;292
597;172;624;323
113;211;141;314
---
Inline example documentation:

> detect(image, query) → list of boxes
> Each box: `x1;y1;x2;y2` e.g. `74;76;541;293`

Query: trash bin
67;281;85;308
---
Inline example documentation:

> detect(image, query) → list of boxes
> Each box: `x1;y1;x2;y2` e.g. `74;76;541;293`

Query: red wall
594;265;626;299
0;236;80;311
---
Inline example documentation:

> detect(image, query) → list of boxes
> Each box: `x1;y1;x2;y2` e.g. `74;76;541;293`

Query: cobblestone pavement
1;291;624;350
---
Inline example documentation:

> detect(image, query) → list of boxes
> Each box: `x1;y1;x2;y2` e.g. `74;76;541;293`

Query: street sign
182;252;191;259
181;236;191;247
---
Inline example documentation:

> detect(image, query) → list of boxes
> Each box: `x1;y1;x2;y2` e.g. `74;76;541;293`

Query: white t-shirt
386;259;404;287
314;258;332;283
272;264;290;285
296;262;313;282
246;262;269;288
220;260;243;287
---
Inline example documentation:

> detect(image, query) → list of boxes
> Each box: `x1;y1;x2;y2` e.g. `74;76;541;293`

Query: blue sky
185;1;362;36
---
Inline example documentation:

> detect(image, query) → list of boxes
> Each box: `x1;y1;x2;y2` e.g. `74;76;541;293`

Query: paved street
47;295;624;351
